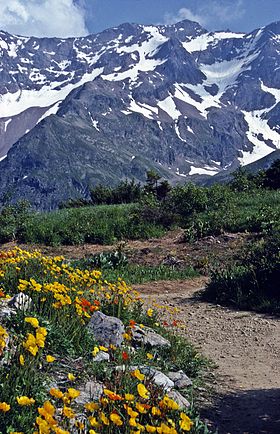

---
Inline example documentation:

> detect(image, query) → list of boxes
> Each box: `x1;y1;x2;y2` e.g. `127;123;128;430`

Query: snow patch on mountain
183;31;245;53
200;50;260;95
103;27;168;82
37;101;62;124
0;68;104;118
239;110;280;165
261;83;280;105
189;165;220;176
158;95;182;120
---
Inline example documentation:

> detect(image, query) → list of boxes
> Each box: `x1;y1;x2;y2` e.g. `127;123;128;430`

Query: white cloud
0;0;88;37
164;7;206;27
164;1;246;28
209;0;245;23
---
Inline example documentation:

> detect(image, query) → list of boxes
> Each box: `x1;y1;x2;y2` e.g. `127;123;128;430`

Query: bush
203;229;280;313
18;204;165;246
0;201;31;243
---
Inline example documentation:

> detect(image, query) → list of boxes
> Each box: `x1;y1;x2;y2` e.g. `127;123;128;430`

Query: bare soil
137;278;280;434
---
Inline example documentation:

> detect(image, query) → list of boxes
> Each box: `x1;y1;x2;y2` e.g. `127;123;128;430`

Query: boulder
92;351;110;362
123;366;174;391
76;380;104;405
87;311;125;347
167;370;192;389
8;293;33;311
168;390;191;409
141;367;174;391
132;325;171;349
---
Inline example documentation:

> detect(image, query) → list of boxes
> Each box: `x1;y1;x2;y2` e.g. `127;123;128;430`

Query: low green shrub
18;204;165;246
203;229;280;313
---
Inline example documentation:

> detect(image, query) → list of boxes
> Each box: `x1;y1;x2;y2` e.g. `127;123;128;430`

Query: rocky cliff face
0;20;279;208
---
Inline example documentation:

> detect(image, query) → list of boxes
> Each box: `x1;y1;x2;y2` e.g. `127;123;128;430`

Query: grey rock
125;365;174;391
168;390;191;409
76;380;104;405
92;351;110;362
87;311;125;347
167;370;193;389
7;293;33;311
132;325;171;349
141;367;174;391
0;300;16;320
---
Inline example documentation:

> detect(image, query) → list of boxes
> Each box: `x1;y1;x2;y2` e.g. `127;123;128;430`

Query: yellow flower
131;369;145;381
151;406;161;416
147;308;153;317
0;402;10;412
104;389;122;401
125;406;138;418
88;416;99;427
100;412;110;425
46;355;56;363
137;384;149;399
54;429;70;434
92;346;99;357
25;317;39;328
63;406;75;418
67;388;80;400
68;373;76;381
146;426;157;433
179;413;193;431
49;388;64;399
135;402;148;413
37;327;47;337
136;422;145;431
110;412;123;426
146;353;154;360
85;402;99;411
17;396;35;406
38;400;55;417
125;393;135;401
89;430;97;434
129;417;137;427
160;396;179;411
156;422;176;433
99;345;108;352
19;354;25;366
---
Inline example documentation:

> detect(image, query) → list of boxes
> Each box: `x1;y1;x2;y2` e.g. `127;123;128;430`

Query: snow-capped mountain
0;19;279;208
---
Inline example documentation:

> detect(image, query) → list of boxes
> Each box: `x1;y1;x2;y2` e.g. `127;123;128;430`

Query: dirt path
135;278;280;434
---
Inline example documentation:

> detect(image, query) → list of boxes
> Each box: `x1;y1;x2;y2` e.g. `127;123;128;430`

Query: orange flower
49;388;64;399
103;389;122;401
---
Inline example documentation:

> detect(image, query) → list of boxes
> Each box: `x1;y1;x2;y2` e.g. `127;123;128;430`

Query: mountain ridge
0;19;279;208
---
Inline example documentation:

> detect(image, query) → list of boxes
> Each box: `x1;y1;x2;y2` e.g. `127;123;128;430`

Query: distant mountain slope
205;149;280;186
0;20;279;208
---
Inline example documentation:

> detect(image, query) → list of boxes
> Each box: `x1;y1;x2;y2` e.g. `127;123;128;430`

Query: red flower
81;298;91;307
129;320;136;329
122;351;129;361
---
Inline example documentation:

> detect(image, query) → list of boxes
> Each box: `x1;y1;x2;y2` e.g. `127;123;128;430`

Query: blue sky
0;0;279;38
